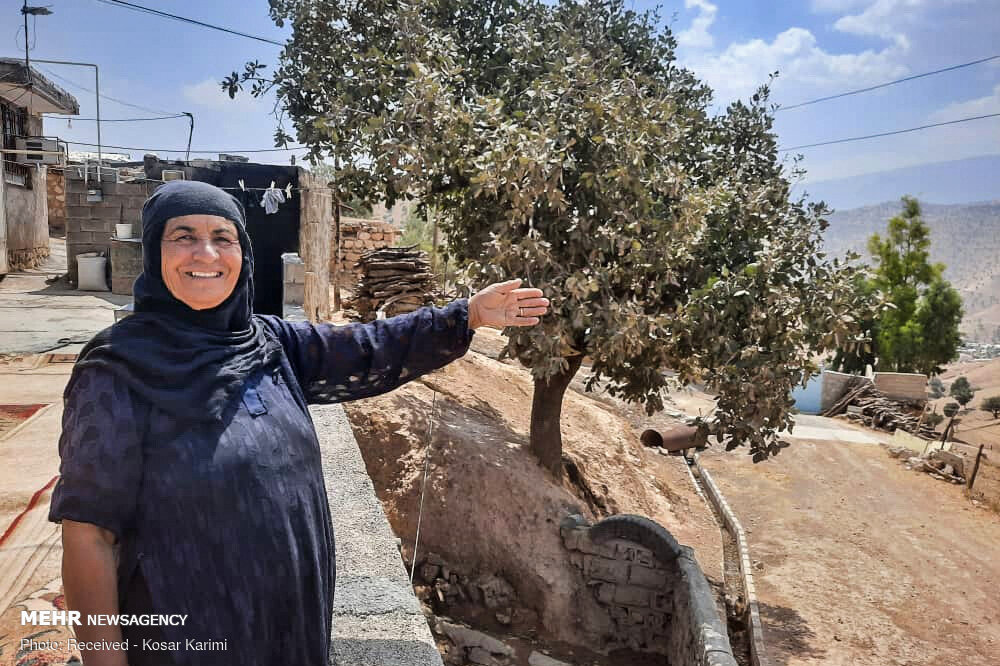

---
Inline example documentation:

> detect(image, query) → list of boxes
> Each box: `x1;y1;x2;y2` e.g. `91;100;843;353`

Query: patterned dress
49;300;475;665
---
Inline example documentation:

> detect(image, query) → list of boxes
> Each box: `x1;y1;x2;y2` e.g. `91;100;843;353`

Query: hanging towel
261;185;286;214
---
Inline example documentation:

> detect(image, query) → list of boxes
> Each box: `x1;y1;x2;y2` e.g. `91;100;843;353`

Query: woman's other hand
468;279;550;330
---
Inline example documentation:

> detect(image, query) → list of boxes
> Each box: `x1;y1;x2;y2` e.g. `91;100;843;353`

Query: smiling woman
160;215;243;310
48;179;550;666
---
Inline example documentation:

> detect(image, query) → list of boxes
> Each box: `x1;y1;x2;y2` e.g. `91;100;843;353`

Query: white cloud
832;0;928;50
684;27;906;105
929;84;1000;121
810;0;872;12
182;78;264;111
677;0;718;50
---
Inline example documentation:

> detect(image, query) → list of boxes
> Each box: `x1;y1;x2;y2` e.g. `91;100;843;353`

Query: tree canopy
949;376;975;407
227;0;873;471
833;197;963;376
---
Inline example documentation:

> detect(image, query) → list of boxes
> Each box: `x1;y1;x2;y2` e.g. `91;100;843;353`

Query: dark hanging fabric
66;180;283;425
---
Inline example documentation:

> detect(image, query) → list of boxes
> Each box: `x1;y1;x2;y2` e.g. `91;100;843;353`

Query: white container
115;223;134;239
77;255;109;291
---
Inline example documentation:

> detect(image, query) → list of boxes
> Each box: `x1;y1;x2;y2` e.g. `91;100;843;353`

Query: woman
49;180;549;666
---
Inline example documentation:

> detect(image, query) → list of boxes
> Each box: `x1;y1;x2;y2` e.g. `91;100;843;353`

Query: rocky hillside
823;201;1000;341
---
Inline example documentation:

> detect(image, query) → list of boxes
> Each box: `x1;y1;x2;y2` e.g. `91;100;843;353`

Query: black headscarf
66;180;283;424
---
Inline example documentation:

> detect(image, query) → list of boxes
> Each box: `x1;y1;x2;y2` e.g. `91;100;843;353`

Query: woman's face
160;215;242;310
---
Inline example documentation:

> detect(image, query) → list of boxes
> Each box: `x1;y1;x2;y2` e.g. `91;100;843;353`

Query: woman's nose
190;240;220;261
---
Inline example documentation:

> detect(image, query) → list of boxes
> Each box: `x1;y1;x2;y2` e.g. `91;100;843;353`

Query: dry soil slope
343;347;723;649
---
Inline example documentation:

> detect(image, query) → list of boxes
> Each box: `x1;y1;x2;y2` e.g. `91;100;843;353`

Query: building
0;58;79;273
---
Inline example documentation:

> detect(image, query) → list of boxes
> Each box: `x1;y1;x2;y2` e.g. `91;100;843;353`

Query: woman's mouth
186;271;223;278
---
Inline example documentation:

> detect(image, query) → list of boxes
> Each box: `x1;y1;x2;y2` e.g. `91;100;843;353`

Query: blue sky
7;0;999;185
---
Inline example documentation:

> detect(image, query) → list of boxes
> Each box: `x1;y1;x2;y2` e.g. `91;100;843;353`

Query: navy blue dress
49;300;475;665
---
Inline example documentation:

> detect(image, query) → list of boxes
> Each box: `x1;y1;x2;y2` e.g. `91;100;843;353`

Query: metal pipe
183;112;194;161
640;424;705;453
32;59;102;168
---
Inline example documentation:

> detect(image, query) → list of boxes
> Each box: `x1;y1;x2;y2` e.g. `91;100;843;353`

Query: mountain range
823;200;1000;342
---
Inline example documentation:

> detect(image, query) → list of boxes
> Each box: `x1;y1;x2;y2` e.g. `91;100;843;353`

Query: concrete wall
334;217;400;286
561;514;737;666
3;164;49;271
874;372;927;402
46;167;67;234
309;403;444;666
64;167;151;284
820;371;861;413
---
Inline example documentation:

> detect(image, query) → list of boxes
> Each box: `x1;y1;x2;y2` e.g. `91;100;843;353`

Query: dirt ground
699;436;1000;666
343;327;725;655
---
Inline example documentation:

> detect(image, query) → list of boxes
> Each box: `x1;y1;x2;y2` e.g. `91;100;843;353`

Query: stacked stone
46;167;67;234
333;218;400;286
353;245;439;321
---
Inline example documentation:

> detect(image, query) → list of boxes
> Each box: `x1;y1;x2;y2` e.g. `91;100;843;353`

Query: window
1;99;32;188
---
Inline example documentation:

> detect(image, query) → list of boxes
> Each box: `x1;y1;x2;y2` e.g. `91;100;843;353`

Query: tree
949;376;975;407
227;0;872;474
928;376;945;399
982;396;1000;418
863;197;963;375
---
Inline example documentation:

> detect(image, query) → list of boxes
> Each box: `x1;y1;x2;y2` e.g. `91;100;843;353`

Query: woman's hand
468;279;549;330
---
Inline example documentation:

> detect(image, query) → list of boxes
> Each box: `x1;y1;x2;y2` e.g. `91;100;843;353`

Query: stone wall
3;163;50;271
333;217;400;287
561;514;737;666
874;372;927;403
64;167;151;284
47;167;67;234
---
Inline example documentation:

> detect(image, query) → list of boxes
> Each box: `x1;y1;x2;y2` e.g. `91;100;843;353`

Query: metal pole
183;112;194;161
23;1;30;74
32;60;102;168
93;66;102;168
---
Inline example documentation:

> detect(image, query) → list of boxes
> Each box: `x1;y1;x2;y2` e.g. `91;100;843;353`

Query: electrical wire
778;54;1000;112
43;113;187;122
781;112;1000;152
65;139;304;154
37;66;181;116
94;0;283;46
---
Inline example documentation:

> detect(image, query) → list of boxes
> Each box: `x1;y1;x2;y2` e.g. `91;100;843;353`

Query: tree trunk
530;355;584;479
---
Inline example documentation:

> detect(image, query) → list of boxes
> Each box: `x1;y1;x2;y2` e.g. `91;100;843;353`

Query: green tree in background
949;376;974;407
928;376;945;399
981;396;1000;418
226;0;872;474
837;197;963;375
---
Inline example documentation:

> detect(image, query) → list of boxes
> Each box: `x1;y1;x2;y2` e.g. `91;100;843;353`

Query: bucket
115;223;134;239
77;254;109;291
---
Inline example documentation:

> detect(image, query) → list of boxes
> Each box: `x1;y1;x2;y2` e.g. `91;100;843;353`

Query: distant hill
823;200;1000;342
797;155;1000;210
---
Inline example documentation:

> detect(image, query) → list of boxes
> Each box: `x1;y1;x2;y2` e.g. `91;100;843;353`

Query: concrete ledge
311;403;444;666
692;455;770;666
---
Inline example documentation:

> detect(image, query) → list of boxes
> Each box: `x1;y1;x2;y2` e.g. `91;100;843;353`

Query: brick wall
65;167;151;284
333;217;400;287
47;167;67;234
